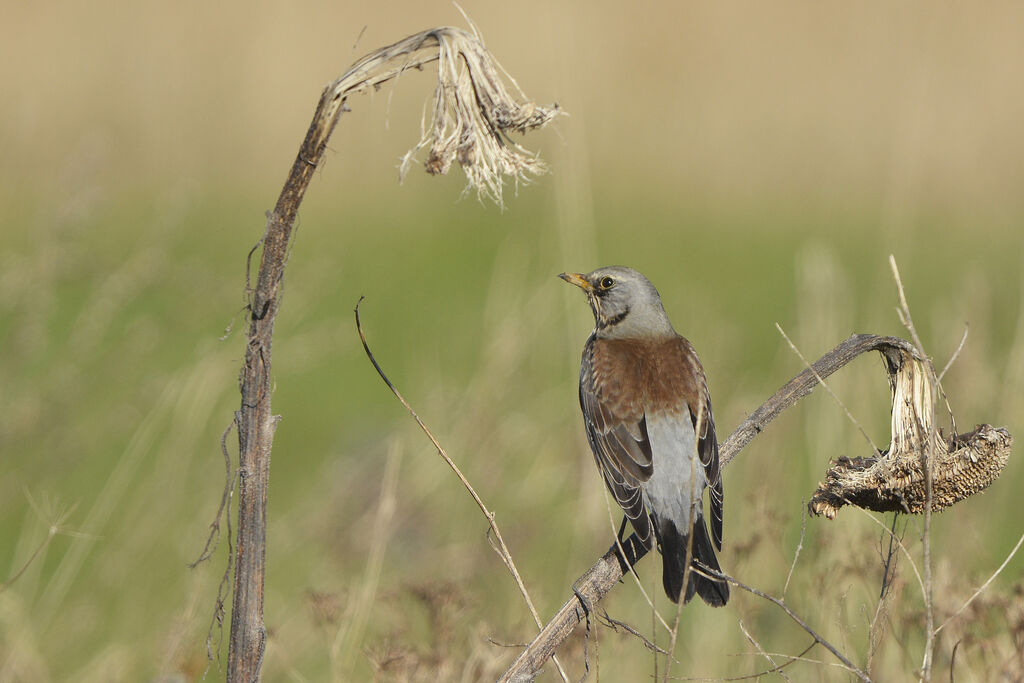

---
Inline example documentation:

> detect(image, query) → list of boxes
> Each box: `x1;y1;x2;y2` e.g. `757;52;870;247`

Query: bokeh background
2;1;1022;680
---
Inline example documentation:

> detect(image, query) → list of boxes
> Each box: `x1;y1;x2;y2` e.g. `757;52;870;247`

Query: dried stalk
889;255;937;682
719;572;873;683
738;618;793;683
499;333;1012;681
354;300;569;682
934;530;1024;635
212;25;558;682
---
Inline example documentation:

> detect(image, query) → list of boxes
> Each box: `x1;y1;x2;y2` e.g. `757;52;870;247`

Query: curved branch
720;334;917;467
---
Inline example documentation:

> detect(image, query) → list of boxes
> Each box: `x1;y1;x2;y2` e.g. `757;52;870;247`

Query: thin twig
203;466;240;671
934;530;1024;635
727;650;857;672
776;324;882;457
488;637;529;649
933;323;966;447
938;325;968;382
600;611;670;656
948;640;961;683
889;255;936;682
193;416;241;672
354;298;569;683
721;334;919;469
190;418;238;569
671;643;815;682
879;513;903;600
867;513;903;673
1;494;94;594
782;504;807;600
708;569;873;683
889;256;928;361
853;507;927;604
738;619;793;682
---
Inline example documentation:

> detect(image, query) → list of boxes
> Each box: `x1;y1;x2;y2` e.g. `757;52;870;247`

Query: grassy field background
2;1;1023;681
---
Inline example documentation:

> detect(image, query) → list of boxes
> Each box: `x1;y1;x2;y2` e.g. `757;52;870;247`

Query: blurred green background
2;1;1022;681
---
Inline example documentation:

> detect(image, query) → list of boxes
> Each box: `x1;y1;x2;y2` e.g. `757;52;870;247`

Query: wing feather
580;336;654;546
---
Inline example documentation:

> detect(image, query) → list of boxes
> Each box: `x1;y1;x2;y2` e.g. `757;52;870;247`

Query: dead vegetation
810;424;1012;518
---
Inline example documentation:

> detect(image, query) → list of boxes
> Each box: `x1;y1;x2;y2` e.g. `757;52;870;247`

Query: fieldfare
561;266;728;606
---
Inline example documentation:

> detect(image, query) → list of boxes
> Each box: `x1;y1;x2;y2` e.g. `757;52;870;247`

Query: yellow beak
559;272;593;292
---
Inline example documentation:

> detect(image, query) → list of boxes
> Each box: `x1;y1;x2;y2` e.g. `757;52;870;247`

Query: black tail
657;514;729;606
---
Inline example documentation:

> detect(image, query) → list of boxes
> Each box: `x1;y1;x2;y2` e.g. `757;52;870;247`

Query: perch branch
220;25;558;682
499;333;1011;682
720;334;917;469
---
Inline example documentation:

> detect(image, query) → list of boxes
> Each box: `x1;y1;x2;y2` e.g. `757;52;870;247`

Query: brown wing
579;335;655;546
674;336;724;551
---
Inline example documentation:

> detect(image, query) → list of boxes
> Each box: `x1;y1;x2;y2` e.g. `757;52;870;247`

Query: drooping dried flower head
326;26;561;205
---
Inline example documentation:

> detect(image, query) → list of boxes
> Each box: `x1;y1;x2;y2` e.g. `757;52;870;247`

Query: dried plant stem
888;255;935;681
853;508;927;609
0;532;53;594
782;505;807;600
866;513;901;673
671;642;819;681
727;650;860;674
355;300;569;683
934;530;1024;635
717;572;873;682
1;494;92;594
775;324;883;457
738;618;793;683
208;24;557;681
937;325;968;382
600;611;669;656
720;334;920;469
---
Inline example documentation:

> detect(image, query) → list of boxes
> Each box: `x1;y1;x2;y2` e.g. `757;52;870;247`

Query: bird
561;266;728;606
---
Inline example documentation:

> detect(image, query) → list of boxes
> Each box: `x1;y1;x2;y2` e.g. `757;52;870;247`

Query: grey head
559;266;676;340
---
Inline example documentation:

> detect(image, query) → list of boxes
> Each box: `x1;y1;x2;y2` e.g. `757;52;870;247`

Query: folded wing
579;335;655;547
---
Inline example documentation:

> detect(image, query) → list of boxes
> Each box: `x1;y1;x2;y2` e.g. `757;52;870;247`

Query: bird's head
560;266;675;339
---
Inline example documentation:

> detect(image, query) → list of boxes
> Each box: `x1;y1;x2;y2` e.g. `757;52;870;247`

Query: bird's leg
571;579;594;623
612;515;648;578
617;515;630;544
571;576;594;676
572;583;592;680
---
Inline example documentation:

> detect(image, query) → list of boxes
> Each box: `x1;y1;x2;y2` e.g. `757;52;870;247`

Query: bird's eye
599;276;615;290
